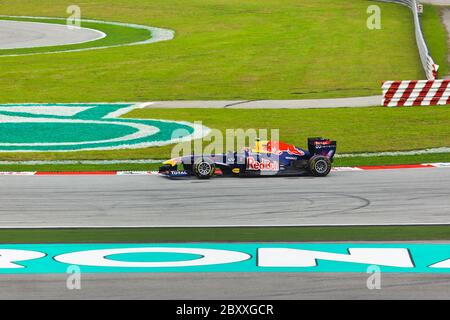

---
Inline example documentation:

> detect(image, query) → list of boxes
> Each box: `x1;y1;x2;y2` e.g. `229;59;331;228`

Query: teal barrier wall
1;243;450;274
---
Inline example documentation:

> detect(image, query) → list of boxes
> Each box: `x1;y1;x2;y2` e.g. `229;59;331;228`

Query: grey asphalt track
0;167;449;227
421;0;450;5
0;20;104;49
146;96;382;109
1;272;450;300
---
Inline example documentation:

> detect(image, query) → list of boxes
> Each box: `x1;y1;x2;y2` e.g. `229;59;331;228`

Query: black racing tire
309;155;331;177
193;158;215;179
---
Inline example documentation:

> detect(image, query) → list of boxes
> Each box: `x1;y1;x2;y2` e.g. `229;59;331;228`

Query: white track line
1;222;450;229
336;147;450;158
0;163;449;175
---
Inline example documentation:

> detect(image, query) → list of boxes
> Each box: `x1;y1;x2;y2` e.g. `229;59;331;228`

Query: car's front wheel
193;158;215;179
309;155;331;177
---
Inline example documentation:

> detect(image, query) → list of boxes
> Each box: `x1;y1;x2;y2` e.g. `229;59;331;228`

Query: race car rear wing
308;137;337;159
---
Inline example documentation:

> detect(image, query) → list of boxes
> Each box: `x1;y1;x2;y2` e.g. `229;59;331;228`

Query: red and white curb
0;163;448;175
382;79;448;107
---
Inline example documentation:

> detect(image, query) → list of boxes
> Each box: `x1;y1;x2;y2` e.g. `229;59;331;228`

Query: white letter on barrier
258;248;414;268
54;247;250;267
429;259;450;269
0;249;46;268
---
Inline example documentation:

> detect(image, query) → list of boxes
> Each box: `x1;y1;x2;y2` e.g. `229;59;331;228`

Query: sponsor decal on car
266;141;305;156
168;170;190;177
247;157;279;171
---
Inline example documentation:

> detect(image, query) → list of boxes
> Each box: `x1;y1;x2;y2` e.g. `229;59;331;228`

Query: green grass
421;4;449;77
123;107;450;155
0;17;150;56
0;0;426;102
0;106;448;162
0;226;449;243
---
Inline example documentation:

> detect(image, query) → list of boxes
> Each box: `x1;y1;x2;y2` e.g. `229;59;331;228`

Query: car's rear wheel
193;158;215;179
309;155;331;177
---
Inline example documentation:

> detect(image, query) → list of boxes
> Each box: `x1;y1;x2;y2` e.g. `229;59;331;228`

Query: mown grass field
0;0;428;102
122;107;450;155
422;4;449;77
1;226;450;243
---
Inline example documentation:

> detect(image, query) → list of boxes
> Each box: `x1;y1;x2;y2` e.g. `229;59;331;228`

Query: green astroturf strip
0;17;151;55
0;0;430;102
0;226;450;243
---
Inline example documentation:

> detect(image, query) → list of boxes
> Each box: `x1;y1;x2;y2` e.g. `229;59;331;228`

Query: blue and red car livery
159;137;337;179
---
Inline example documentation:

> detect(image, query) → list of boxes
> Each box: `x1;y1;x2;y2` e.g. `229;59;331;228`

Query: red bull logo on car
247;157;279;171
266;141;305;156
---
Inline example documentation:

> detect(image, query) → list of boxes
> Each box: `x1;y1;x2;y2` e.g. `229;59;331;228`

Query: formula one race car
159;138;337;179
